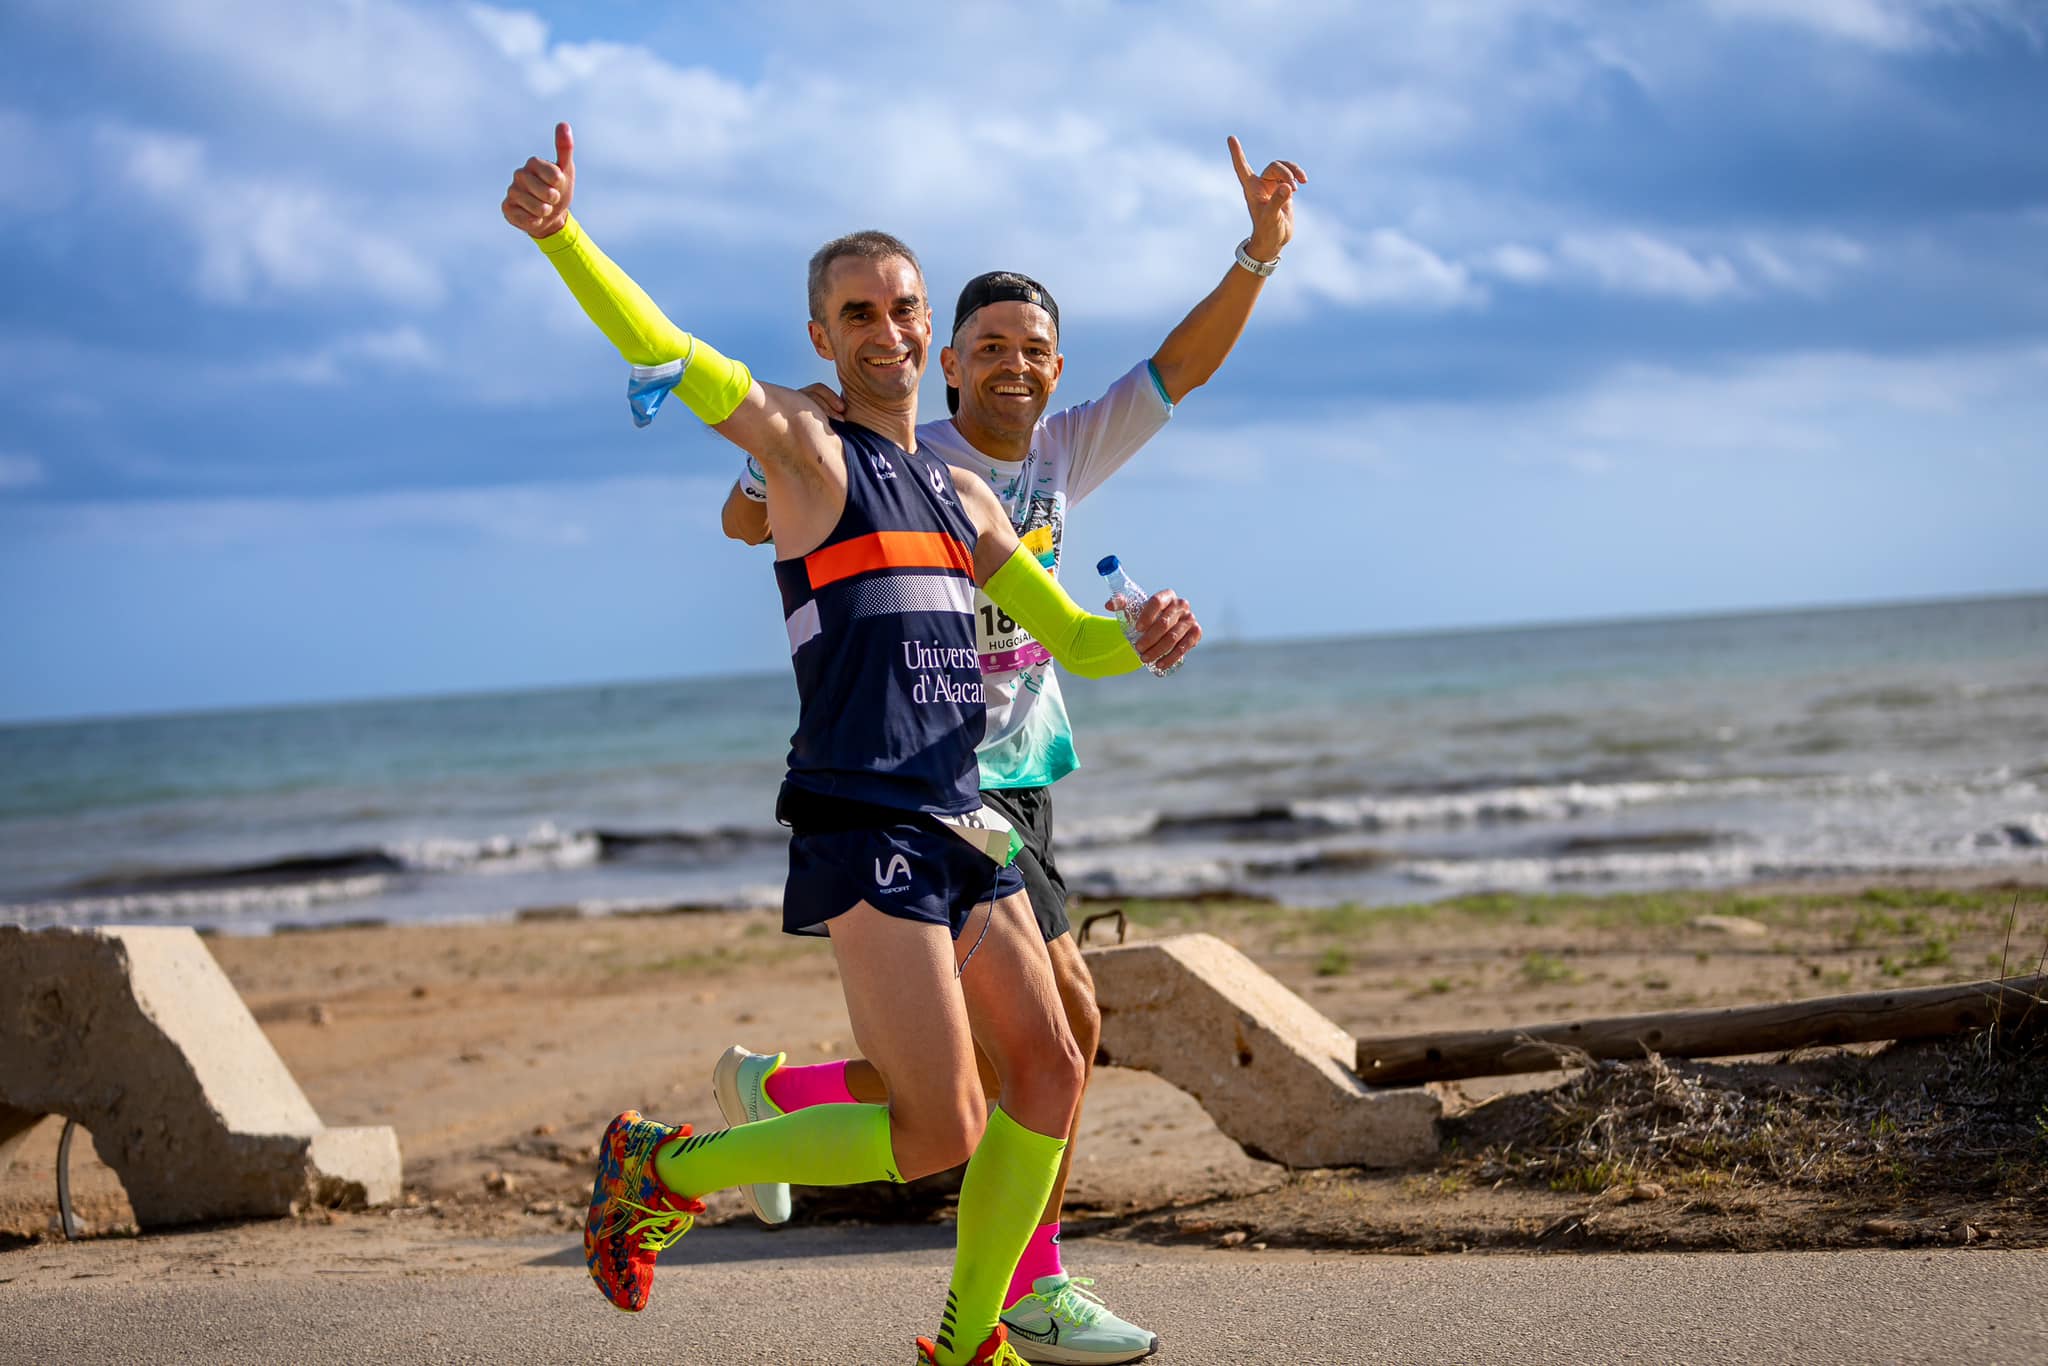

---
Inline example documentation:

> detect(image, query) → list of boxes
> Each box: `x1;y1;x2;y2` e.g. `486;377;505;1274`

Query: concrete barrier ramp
1;925;400;1228
1086;932;1440;1168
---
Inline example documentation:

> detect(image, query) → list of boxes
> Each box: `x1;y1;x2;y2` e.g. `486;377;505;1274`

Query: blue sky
1;0;2043;722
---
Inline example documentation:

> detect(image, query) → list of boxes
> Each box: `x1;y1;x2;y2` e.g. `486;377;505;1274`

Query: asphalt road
6;1223;2046;1364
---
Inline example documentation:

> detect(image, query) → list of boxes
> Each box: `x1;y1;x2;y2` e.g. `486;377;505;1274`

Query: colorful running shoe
915;1323;1028;1365
1000;1276;1159;1364
583;1110;705;1313
711;1044;793;1225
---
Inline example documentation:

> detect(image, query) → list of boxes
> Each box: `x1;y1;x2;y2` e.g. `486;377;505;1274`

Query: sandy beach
8;870;2046;1260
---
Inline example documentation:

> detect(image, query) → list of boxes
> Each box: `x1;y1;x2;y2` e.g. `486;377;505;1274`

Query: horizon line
6;584;2043;730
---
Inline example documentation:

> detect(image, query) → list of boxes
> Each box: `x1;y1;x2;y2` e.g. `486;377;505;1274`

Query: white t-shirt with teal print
917;359;1174;791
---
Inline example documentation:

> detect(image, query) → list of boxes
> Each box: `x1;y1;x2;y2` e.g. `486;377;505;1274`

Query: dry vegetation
1082;877;2048;1253
1452;1026;2048;1208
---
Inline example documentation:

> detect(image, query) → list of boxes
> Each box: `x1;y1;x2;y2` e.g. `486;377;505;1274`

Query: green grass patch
1519;951;1578;986
1547;1158;1639;1194
1878;937;1955;977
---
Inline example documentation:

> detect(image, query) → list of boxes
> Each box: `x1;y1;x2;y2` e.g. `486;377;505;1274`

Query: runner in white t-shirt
716;135;1303;1365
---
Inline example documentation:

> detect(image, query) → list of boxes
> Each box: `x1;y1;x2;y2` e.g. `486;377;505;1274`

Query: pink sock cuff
762;1059;857;1113
1004;1221;1066;1309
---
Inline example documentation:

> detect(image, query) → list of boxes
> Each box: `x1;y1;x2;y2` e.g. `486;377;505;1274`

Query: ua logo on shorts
875;853;912;888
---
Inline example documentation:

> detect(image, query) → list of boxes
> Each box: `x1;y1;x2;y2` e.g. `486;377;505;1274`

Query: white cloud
1116;418;1400;486
105;126;445;308
1578;345;2048;445
1558;231;1744;301
464;3;546;63
1132;340;2048;489
1478;243;1556;284
455;10;1492;321
0;453;45;490
469;11;756;170
1705;0;2045;51
1290;223;1487;311
89;0;510;152
1477;229;1864;300
0;0;2026;432
1490;342;2048;466
1741;232;1867;293
247;326;441;387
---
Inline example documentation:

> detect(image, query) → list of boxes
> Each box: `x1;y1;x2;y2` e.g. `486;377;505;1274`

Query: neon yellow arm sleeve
984;546;1142;680
534;214;752;424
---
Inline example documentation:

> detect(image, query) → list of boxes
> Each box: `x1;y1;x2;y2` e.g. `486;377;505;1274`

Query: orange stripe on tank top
805;530;974;590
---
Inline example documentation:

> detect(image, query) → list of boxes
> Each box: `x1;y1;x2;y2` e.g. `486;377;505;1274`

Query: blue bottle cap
1096;554;1121;575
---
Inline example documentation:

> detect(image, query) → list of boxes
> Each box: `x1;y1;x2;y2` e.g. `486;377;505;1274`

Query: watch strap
1234;238;1280;277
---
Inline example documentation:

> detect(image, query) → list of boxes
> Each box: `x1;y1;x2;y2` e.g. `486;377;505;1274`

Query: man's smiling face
813;254;930;407
943;299;1063;445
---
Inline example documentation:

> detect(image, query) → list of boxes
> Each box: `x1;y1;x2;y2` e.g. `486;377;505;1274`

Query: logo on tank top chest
867;449;896;480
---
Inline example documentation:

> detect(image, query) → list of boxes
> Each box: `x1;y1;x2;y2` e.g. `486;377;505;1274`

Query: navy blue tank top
774;420;986;814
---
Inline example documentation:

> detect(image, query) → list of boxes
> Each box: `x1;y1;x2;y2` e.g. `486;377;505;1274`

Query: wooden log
1355;974;2048;1085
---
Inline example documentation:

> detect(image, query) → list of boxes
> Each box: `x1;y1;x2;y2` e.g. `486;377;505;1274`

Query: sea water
3;594;2043;933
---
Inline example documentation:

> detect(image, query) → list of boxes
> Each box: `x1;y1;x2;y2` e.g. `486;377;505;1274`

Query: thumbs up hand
501;122;576;239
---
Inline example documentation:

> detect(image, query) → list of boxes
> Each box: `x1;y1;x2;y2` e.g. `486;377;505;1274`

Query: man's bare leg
666;897;1079;1365
837;930;1093;1219
586;902;994;1318
716;910;1155;1361
936;891;1085;1363
1037;932;1100;1221
824;903;987;1178
842;1045;997;1104
951;893;1085;1135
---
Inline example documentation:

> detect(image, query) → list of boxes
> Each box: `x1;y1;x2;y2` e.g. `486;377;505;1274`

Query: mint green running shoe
1000;1275;1158;1364
711;1044;792;1225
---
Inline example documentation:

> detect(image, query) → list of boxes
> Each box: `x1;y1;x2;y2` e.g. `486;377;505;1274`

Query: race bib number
977;524;1057;675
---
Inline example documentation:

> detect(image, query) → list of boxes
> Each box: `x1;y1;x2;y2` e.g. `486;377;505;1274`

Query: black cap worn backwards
946;271;1060;414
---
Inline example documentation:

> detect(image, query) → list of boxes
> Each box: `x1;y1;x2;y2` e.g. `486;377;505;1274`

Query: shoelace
615;1196;697;1254
1040;1277;1108;1328
917;1331;1026;1365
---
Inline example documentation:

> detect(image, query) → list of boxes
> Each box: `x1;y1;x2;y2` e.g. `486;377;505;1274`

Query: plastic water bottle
1097;554;1180;677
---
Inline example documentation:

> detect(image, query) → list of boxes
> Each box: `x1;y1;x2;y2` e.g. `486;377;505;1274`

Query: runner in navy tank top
778;419;988;814
506;125;1190;1364
774;419;1028;938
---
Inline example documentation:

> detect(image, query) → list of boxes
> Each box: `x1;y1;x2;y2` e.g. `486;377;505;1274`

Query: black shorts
778;785;1025;939
980;785;1069;944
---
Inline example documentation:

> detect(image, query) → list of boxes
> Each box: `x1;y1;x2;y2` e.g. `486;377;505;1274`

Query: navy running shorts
778;785;1025;939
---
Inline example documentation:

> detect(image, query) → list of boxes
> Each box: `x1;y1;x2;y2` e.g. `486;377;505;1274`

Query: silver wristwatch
1234;238;1280;277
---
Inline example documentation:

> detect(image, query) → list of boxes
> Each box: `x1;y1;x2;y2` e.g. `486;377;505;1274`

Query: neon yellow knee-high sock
654;1103;902;1197
932;1107;1066;1366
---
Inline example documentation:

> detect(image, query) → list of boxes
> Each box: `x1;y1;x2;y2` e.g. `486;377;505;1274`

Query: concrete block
1086;933;1440;1168
0;1102;38;1172
0;925;401;1227
307;1126;403;1208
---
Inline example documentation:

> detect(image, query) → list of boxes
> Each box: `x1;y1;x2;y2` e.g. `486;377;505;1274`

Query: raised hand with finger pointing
1228;135;1305;267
